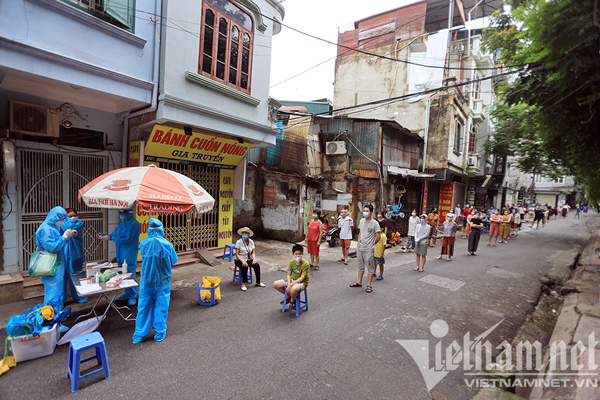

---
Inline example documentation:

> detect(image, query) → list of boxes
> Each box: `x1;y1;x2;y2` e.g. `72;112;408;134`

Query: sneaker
280;297;291;305
289;301;296;310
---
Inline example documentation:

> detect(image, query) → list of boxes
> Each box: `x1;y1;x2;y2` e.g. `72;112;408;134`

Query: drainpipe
121;0;161;167
422;96;431;172
467;0;485;57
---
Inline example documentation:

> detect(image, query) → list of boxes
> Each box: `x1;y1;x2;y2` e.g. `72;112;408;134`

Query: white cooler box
8;323;60;362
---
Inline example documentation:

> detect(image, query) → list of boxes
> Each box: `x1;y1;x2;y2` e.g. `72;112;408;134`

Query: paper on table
76;283;102;295
118;279;138;288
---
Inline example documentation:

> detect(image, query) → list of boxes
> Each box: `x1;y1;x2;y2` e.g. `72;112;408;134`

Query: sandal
366;286;373;293
418;268;423;272
338;258;345;262
413;267;419;271
280;297;291;305
344;261;348;265
349;282;362;288
314;266;319;271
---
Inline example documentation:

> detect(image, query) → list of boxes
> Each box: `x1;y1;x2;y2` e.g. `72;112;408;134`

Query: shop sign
439;183;454;217
144;125;253;169
422;181;428;215
129;141;141;167
218;169;234;247
264;186;275;205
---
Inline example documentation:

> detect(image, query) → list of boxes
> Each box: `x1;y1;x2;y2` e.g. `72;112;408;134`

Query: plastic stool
282;287;308;317
232;264;253;285
223;243;236;262
67;332;110;392
482;226;487;233
196;281;221;306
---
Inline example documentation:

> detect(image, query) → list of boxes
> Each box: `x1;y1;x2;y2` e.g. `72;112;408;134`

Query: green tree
483;0;600;202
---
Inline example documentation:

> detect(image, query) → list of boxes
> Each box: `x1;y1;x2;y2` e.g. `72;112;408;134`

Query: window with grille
468;129;477;153
199;0;253;94
453;117;464;153
64;0;135;31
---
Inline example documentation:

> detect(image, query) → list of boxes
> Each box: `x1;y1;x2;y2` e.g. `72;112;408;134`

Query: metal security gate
159;162;220;251
18;149;108;273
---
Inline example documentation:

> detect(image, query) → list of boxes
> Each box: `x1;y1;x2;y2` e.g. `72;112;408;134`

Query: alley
1;215;593;399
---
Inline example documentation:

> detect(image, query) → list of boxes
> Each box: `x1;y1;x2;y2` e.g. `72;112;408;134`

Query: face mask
494;211;499;214
55;220;64;227
377;214;382;218
68;217;78;223
411;212;416;216
363;212;370;218
312;214;317;219
420;218;427;224
294;256;302;263
242;235;249;240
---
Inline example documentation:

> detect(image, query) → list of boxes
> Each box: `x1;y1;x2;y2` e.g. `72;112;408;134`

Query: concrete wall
233;167;304;243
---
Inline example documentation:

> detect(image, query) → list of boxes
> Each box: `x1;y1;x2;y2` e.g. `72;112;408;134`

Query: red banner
422;180;428;215
439;183;454;217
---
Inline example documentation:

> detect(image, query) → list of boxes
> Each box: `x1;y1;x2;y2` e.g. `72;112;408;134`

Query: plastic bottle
122;260;127;275
95;271;100;284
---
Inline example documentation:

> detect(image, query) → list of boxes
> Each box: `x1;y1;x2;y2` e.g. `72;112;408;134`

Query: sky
268;0;419;103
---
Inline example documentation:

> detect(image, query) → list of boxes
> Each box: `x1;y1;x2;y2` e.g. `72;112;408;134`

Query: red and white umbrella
78;165;215;214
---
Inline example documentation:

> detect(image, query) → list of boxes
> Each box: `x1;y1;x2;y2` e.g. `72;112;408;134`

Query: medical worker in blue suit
61;208;87;303
36;206;77;311
132;218;178;344
98;209;141;306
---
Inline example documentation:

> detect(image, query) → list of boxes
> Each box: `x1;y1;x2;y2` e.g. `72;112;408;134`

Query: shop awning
482;175;494;188
388;166;436;178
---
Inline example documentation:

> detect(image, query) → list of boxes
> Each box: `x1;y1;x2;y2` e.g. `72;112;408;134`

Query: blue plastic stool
282;287;308;317
196;281;221;306
223;243;236;262
67;332;110;392
232;264;253;286
482;226;487;233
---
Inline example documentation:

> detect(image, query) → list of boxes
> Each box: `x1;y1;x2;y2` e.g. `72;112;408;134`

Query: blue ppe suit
36;207;69;309
60;218;87;303
133;218;178;344
109;212;141;301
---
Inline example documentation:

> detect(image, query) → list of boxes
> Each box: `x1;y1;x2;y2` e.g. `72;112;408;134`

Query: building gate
159;162;220;252
17;149;108;273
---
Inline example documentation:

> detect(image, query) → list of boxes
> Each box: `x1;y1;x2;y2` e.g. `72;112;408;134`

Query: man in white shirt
337;207;353;265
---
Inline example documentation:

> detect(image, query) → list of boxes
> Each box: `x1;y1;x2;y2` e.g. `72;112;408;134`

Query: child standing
373;221;387;280
511;210;521;236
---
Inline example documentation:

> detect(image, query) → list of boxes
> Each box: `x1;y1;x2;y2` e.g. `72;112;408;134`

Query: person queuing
403;210;419;253
427;208;439;247
373;218;387;280
413;214;431;272
132;218;178;344
337;207;353;266
349;204;380;293
511;209;521;237
463;210;475;239
487;209;502;247
437;213;457;261
61;208;87;304
530;206;543;229
97;209;141;306
376;211;389;237
306;209;323;270
467;211;484;256
499;209;512;243
35;206;77;331
234;227;265;291
461;204;473;238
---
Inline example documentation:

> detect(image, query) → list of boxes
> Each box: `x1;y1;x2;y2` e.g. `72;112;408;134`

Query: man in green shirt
273;244;309;310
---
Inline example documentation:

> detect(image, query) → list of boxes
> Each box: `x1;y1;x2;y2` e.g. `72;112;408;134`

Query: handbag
28;248;58;277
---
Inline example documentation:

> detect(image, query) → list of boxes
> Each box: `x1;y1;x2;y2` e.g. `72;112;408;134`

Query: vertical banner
439;183;454;217
129;141;141;167
422;180;429;215
218;169;234;247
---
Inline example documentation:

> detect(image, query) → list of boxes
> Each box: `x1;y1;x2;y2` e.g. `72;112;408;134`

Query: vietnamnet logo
397;319;599;392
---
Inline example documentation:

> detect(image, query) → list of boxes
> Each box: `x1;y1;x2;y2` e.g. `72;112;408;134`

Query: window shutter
105;0;135;30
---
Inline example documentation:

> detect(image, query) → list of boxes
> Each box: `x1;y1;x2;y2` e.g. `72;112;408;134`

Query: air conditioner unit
467;156;476;166
9;101;60;138
326;141;346;155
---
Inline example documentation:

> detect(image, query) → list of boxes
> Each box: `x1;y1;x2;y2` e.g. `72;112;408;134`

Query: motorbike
325;221;340;247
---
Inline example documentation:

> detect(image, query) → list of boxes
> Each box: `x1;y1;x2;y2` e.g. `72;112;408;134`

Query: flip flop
338;259;345;262
344;261;348;265
366;286;373;293
349;282;362;288
413;267;419;271
376;275;384;280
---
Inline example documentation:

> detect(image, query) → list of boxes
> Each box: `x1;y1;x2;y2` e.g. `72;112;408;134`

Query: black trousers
468;229;481;253
234;259;261;284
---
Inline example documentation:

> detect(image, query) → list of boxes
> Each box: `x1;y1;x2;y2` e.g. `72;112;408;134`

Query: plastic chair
223;243;236;262
67;332;110;392
196;281;221;306
232;264;253;285
282;287;308;317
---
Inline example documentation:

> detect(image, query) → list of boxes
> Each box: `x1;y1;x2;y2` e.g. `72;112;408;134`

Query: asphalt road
1;214;594;400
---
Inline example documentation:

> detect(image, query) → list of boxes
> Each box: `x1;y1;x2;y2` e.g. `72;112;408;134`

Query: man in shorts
337;206;353;265
349;204;381;293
